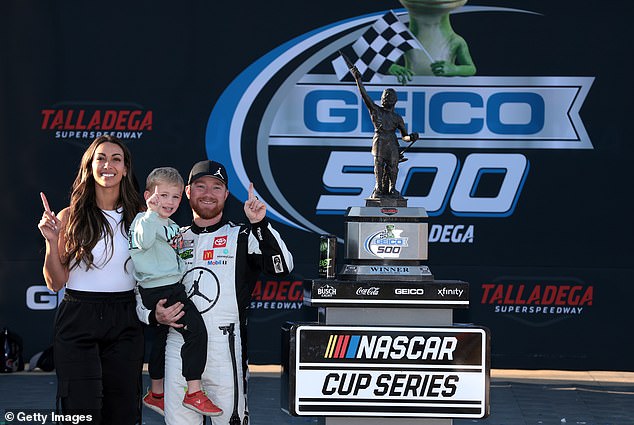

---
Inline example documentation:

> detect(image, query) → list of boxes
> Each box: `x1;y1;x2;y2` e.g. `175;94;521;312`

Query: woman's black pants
54;288;144;424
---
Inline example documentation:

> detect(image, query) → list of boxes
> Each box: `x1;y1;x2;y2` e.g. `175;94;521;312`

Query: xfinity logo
438;287;464;298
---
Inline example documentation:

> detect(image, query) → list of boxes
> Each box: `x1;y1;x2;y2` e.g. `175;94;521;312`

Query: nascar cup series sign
206;6;593;238
285;325;490;418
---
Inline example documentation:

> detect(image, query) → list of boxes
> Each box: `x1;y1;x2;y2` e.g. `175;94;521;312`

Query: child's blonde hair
145;167;184;192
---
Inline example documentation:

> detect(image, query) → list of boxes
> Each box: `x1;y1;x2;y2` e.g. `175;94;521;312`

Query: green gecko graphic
390;0;476;84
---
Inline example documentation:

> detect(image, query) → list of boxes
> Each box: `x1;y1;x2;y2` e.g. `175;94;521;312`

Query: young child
129;167;221;417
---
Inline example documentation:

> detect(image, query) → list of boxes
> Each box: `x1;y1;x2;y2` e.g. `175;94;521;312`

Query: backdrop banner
2;0;632;370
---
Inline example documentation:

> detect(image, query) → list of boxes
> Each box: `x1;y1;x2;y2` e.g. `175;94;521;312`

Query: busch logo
317;284;337;297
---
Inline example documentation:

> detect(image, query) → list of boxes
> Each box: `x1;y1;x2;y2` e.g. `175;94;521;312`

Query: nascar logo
324;334;457;361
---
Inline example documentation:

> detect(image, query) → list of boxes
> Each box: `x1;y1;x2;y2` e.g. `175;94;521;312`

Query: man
137;159;294;425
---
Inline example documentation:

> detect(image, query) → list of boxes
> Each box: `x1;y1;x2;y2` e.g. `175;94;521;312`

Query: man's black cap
187;160;228;186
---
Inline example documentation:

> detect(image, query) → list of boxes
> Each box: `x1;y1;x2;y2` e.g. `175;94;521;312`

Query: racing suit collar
190;218;229;234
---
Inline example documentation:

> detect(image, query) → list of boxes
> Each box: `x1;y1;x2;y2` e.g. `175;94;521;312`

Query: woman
38;135;144;424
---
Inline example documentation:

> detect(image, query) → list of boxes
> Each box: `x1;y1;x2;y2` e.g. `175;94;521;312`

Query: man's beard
190;198;223;220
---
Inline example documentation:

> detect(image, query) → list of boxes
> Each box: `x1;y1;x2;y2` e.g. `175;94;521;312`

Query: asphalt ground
1;367;633;425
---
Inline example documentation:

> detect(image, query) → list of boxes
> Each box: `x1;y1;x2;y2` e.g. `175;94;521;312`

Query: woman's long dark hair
63;135;143;270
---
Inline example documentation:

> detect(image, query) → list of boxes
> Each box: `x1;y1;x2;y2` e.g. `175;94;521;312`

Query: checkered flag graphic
332;11;429;83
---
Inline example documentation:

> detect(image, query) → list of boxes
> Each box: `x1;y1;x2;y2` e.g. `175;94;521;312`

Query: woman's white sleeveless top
65;209;136;292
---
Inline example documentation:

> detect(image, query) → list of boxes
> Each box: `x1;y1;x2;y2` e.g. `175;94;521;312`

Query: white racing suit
138;217;293;425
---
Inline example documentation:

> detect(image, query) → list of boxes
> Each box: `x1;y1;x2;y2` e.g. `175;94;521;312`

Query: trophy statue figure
344;57;419;206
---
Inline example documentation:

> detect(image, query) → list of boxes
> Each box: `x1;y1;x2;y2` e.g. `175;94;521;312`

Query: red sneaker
142;390;165;416
182;391;223;416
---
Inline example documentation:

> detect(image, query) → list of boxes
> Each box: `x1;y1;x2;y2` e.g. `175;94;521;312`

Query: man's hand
244;182;266;224
155;298;184;328
38;192;61;242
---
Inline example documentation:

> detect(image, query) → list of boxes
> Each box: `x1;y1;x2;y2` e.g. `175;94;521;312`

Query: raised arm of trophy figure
350;66;376;111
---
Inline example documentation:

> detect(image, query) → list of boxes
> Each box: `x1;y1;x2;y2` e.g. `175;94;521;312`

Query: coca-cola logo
356;287;380;296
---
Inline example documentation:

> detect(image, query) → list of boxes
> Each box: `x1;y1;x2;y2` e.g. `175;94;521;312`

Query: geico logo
320;372;459;398
303;89;545;136
356;335;457;361
26;285;63;310
374;238;405;245
395;288;425;295
316;152;529;217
